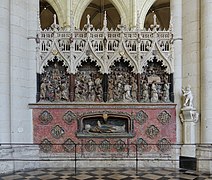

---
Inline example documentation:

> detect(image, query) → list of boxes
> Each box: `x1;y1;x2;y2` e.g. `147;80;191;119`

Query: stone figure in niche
141;81;149;102
52;64;61;81
162;81;170;102
111;72;124;102
40;80;47;99
88;77;95;101
151;81;159;103
182;85;193;108
74;73;87;101
95;77;103;102
61;82;69;101
39;62;70;102
74;78;81;101
55;86;62;101
123;84;132;102
46;83;55;101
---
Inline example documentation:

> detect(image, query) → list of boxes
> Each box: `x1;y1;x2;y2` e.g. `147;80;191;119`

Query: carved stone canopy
37;13;174;103
38;13;174;75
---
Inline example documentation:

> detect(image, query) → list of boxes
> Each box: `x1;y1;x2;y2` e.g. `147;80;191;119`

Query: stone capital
180;108;199;123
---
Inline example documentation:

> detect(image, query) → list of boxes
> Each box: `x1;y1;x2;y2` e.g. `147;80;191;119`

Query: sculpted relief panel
108;60;137;102
40;61;70;102
75;72;103;102
140;59;171;103
75;59;103;102
38;57;172;103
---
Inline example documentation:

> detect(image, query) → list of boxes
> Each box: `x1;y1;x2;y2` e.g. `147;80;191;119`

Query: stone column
0;0;11;144
170;0;183;143
201;0;212;144
0;0;14;174
198;0;212;173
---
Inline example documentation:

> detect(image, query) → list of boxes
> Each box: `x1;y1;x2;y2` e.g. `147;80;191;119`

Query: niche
77;111;134;138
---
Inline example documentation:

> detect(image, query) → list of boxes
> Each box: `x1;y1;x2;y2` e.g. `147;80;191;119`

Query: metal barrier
0;143;211;174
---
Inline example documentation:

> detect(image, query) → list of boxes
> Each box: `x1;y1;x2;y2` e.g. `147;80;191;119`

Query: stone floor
0;167;211;180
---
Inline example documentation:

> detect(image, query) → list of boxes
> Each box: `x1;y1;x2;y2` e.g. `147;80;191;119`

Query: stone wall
30;103;176;155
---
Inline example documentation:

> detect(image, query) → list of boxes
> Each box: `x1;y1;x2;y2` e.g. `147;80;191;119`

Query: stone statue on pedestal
182;85;193;108
180;84;199;157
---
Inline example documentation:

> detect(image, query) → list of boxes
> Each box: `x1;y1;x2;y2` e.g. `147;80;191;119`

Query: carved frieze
63;138;75;152
157;138;171;152
63;111;76;125
135;110;148;125
75;73;103;102
85;139;96;152
39;139;52;153
75;60;103;102
108;60;137;102
40;62;70;102
39;111;53;125
157;110;171;125
114;139;126;152
146;125;159;139
140;60;171;103
99;140;111;152
137;138;148;151
51;125;65;139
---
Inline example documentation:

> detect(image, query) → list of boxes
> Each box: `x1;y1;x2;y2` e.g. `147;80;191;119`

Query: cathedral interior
0;0;211;178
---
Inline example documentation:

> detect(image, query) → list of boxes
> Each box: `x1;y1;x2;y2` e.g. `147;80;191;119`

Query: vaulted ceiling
40;0;58;29
39;0;170;30
80;0;121;30
144;0;170;30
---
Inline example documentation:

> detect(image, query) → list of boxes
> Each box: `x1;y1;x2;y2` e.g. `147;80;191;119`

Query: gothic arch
74;0;128;28
141;42;173;74
39;54;70;74
139;0;156;28
73;41;105;74
44;0;66;26
107;55;138;74
74;55;104;74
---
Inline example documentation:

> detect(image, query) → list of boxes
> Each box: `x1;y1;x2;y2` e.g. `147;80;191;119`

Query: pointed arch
139;0;156;28
141;42;173;74
74;0;128;28
45;0;66;26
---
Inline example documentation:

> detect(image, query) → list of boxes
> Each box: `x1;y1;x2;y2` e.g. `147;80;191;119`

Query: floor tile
0;168;211;180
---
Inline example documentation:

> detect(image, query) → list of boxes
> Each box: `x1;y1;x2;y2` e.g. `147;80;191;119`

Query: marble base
12;145;40;172
0;147;14;174
37;147;179;169
181;145;196;157
196;145;212;174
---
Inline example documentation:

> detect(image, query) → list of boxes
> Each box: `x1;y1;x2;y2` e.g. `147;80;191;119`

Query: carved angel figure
182;85;193;107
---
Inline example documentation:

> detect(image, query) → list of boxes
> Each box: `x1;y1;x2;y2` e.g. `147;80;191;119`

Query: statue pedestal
180;107;199;157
